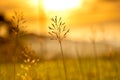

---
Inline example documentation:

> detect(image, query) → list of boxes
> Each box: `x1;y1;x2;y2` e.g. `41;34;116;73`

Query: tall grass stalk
75;42;85;80
100;25;118;79
48;16;70;80
59;40;67;80
10;11;26;80
90;26;100;80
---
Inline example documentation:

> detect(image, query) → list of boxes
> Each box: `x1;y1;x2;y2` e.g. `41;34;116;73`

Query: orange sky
0;0;120;41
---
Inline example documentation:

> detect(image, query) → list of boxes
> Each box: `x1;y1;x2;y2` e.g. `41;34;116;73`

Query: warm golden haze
0;0;120;41
0;1;120;80
43;0;82;11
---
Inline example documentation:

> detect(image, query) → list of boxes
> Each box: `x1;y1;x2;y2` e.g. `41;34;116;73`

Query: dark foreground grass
0;57;120;80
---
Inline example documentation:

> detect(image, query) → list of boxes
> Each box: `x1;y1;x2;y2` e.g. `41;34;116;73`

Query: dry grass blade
51;18;54;22
51;31;59;38
12;16;15;20
64;29;70;37
51;23;56;29
58;17;62;22
48;26;54;30
63;26;66;32
48;32;53;36
55;16;57;23
21;20;26;24
59;22;62;26
14;11;17;16
52;31;56;34
59;27;61;32
62;22;65;25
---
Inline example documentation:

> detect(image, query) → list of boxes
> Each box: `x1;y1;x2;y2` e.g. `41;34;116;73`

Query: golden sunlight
30;0;39;7
43;0;83;11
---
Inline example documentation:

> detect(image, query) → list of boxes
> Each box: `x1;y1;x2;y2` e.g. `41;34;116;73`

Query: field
0;56;120;80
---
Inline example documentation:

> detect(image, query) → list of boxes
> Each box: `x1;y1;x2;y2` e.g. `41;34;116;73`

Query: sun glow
30;0;39;6
43;0;83;11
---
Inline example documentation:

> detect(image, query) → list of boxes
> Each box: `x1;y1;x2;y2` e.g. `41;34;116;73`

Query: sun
29;0;83;11
43;0;83;11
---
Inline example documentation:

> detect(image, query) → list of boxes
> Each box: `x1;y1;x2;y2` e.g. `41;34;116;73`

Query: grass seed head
48;16;70;41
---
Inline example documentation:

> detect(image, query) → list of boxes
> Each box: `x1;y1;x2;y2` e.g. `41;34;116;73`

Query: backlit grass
0;57;120;80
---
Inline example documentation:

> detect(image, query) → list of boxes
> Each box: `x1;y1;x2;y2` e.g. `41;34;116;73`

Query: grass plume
9;11;27;80
48;16;70;80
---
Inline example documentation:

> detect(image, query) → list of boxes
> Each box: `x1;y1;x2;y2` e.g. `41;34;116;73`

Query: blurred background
0;0;120;40
0;0;120;56
0;0;120;80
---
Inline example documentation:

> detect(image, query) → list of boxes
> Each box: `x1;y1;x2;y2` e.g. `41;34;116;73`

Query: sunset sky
0;0;120;42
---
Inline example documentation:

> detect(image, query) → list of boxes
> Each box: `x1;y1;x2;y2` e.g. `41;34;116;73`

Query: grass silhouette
48;16;70;80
